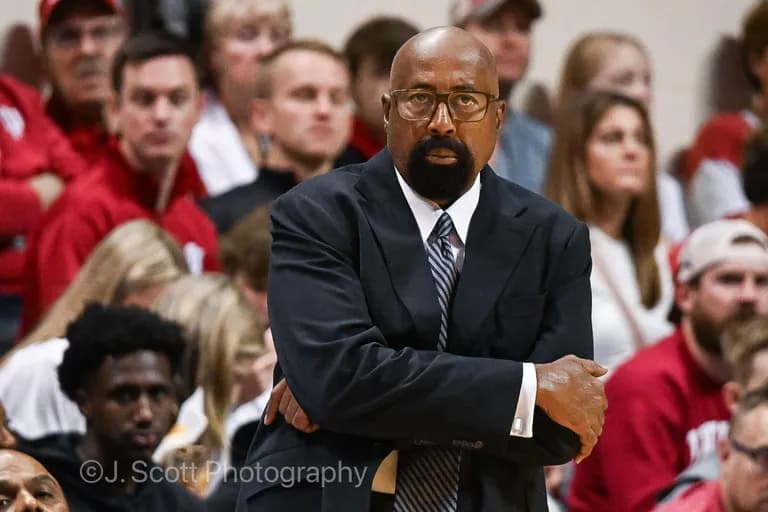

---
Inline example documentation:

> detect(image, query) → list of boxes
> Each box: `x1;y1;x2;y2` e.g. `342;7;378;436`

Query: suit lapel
450;168;535;354
355;150;441;350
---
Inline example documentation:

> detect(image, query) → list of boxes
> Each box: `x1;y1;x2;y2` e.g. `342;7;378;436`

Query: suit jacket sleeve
268;189;590;465
464;222;591;465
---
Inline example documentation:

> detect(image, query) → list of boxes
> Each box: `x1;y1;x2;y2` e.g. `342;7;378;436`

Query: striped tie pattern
394;212;461;512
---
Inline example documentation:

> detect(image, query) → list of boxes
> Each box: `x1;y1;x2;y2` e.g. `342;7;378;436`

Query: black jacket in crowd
17;433;204;512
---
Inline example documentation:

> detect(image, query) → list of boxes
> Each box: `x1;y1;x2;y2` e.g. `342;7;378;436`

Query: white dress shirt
394;169;536;438
189;92;259;196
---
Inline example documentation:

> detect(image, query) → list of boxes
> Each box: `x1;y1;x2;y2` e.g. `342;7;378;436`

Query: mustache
75;58;107;76
728;303;759;324
414;136;469;155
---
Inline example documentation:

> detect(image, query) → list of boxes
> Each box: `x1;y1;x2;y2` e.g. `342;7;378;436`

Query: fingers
289;406;318;434
575;427;598;464
278;380;294;418
264;379;287;425
268;379;320;434
578;358;608;377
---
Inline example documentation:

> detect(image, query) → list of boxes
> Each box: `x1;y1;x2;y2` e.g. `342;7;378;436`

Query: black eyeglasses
730;436;768;471
390;89;500;122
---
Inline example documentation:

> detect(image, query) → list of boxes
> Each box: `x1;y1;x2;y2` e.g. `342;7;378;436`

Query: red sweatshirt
683;112;756;182
45;95;209;200
568;328;731;512
21;138;219;333
653;481;724;512
0;75;87;295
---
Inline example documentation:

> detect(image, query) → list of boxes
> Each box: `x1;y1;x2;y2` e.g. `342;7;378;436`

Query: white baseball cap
676;219;768;283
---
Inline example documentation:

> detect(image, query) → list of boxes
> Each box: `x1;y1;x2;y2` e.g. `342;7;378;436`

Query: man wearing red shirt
569;219;768;512
0;75;86;350
653;318;768;512
39;0;127;163
22;32;219;334
655;385;768;512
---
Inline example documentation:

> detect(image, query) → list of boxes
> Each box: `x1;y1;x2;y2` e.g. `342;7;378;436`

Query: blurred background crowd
0;0;766;511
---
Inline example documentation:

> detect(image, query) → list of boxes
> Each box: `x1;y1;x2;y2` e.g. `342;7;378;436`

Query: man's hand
534;355;607;463
263;378;319;434
28;173;64;210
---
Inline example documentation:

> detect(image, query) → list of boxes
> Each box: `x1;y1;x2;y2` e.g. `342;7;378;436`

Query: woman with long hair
151;273;266;494
0;220;189;438
546;90;674;372
555;31;689;243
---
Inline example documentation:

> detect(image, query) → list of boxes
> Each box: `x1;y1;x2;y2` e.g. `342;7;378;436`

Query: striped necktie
394;212;461;512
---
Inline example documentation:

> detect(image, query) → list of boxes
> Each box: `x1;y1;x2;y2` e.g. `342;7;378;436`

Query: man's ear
382;93;392;129
191;87;204;125
106;91;121;135
76;389;92;420
717;435;731;464
495;100;506;131
749;48;768;85
676;282;695;317
723;381;743;414
250;98;273;137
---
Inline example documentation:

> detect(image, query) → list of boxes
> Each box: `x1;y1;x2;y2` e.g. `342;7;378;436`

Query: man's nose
427;102;456;137
737;278;760;302
17;488;43;511
152;98;172;123
78;32;100;55
134;394;155;425
315;95;333;118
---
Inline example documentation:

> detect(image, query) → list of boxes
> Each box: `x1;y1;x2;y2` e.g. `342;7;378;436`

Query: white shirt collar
394;167;481;245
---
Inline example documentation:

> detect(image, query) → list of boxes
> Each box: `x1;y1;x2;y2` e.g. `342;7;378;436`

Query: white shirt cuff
509;362;537;437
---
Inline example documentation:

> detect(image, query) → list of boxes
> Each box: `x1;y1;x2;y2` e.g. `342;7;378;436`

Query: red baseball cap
39;0;121;31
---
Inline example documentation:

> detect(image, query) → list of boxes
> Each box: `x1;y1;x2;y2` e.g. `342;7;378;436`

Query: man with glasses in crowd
239;26;606;512
655;382;768;512
39;0;127;163
451;0;550;193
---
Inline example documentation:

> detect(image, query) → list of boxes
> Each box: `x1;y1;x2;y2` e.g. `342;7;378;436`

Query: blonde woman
556;31;689;243
546;90;674;373
189;0;292;196
0;220;188;439
151;273;267;494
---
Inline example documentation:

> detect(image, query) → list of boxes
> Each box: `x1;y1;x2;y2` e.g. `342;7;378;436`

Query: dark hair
254;39;346;98
731;384;768;434
58;303;186;403
743;128;768;205
111;31;200;92
742;1;768;90
220;206;272;291
343;16;419;80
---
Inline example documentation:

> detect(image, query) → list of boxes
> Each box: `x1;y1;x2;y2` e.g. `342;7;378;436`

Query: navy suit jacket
237;150;593;511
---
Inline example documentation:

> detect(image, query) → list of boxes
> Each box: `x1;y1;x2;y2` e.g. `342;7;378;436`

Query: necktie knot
433;212;454;241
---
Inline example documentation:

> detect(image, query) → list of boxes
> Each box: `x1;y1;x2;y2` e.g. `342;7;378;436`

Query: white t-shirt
189;92;259;196
0;338;84;439
589;226;675;373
